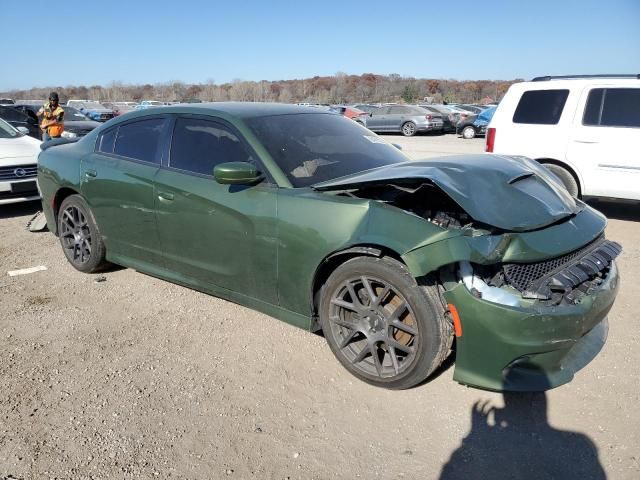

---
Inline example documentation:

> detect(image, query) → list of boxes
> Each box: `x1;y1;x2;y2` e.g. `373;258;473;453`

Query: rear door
567;86;640;200
81;116;169;270
154;115;278;304
388;106;408;131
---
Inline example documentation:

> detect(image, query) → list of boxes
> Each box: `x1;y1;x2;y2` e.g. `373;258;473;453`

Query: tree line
2;73;522;105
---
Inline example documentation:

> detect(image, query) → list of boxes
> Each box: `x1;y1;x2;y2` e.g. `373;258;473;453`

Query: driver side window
170;117;254;176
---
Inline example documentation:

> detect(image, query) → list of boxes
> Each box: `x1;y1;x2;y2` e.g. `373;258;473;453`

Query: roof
120;102;338;120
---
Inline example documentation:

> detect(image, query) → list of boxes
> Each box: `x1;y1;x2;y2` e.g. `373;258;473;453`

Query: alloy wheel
60;205;92;265
328;276;418;378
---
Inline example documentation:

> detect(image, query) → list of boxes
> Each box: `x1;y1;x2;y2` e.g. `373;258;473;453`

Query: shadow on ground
589;199;640;222
439;392;605;479
0;200;41;220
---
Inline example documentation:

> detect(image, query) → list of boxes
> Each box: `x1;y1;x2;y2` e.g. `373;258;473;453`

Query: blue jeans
42;131;51;142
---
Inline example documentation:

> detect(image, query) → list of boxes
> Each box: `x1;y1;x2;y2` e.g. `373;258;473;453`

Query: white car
487;75;640;200
0;118;42;205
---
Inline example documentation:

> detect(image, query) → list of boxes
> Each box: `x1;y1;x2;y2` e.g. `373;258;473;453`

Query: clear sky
2;0;639;90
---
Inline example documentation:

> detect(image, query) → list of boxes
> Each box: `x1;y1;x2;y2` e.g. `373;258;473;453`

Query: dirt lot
1;134;639;479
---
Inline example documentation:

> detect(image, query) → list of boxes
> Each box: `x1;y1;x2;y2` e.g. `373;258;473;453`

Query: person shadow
440;391;606;480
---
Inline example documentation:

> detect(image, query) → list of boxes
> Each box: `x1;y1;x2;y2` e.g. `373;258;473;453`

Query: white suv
487;75;640;200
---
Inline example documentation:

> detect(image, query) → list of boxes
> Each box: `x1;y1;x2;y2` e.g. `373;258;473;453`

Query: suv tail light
425;115;432;120
486;128;496;152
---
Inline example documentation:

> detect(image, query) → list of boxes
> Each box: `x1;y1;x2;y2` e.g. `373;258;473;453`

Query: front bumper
0;178;40;205
443;262;619;391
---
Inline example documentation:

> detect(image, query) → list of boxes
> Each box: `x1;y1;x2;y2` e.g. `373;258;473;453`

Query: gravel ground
1;133;639;479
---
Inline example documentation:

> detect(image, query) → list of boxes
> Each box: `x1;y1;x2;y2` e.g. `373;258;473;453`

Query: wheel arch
535;158;583;197
51;187;81;234
309;244;405;331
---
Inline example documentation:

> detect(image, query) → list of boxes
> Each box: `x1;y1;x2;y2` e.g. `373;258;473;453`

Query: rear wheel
58;194;108;273
320;256;453;389
542;163;580;197
462;126;476;139
401;122;417;137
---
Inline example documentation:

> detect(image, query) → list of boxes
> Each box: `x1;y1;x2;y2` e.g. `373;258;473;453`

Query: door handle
85;169;97;178
574;139;599;144
158;192;174;201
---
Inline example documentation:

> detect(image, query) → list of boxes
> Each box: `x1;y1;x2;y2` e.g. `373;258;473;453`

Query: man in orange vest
38;92;65;142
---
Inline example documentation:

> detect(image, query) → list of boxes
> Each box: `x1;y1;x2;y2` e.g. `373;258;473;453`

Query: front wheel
401;122;417;137
320;256;453;389
58;194;108;273
462;126;476;139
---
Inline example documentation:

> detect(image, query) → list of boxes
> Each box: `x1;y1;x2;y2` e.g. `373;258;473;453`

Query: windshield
246;113;408;188
0;118;20;138
62;106;89;120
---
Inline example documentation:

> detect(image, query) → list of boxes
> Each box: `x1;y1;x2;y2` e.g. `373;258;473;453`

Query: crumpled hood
312;154;582;232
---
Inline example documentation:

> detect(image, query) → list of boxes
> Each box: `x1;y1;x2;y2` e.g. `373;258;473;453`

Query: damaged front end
313;155;622;391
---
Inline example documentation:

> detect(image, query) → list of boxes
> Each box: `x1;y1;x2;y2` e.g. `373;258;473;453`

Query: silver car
364;105;444;136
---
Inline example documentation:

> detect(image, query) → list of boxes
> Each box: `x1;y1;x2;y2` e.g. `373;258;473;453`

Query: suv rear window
583;88;640;128
513;89;569;125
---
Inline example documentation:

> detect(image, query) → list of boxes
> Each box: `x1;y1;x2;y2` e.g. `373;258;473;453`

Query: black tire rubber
543;163;580;198
401;122;417;137
462;126;476;139
57;194;108;273
320;256;453;390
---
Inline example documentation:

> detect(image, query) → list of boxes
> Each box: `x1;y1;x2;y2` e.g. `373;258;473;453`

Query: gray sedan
364;105;444;136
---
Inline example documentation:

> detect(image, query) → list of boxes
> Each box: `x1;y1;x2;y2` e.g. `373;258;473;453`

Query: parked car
450;104;486;114
66;100;115;122
456;106;497;139
135;100;164;110
109;102;138;116
330;105;369;125
365;105;444;136
0;98;15;105
418;105;457;133
58;106;102;138
0;105;41;139
37;103;621;391
0;118;41;205
10;104;101;139
488;74;640;200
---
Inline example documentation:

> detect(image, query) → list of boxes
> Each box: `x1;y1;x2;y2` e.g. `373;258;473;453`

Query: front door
154;115;278;305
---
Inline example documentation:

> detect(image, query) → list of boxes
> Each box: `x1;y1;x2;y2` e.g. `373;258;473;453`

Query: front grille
0;164;38;180
504;234;607;292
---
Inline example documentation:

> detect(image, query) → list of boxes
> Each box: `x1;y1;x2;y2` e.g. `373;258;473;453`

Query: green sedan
37;103;621;391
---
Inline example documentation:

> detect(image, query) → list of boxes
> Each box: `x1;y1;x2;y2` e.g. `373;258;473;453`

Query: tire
57;194;108;273
401;122;417;137
542;163;580;198
462;126;476;139
319;256;453;389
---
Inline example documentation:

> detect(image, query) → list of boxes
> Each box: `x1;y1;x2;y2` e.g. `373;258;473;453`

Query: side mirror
392;143;402;151
16;126;29;135
214;162;263;185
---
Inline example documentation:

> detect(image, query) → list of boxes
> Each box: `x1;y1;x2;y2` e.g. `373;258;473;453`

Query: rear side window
96;128;117;153
513;89;569;125
113;118;166;163
584;88;640;128
169;117;253;176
